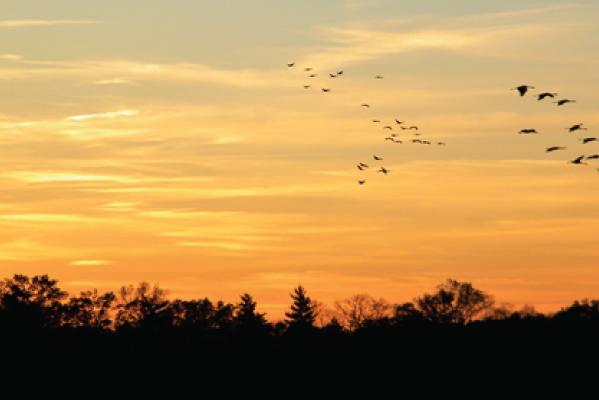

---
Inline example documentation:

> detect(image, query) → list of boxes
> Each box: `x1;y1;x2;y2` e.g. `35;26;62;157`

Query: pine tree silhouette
285;285;316;330
235;293;267;329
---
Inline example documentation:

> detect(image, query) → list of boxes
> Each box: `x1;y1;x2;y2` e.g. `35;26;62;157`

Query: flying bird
519;129;538;134
571;156;586;165
372;119;381;123
581;137;598;144
373;155;383;161
321;88;331;92
357;164;367;171
546;146;566;152
586;155;599;160
395;119;404;125
538;92;558;101
329;73;337;78
409;126;419;130
358;162;369;169
337;71;344;75
304;67;313;72
556;99;576;106
308;74;317;78
303;85;311;89
437;142;446;146
358;180;366;185
361;104;370;108
377;167;390;174
384;126;393;130
568;124;587;133
512;85;535;96
375;75;384;79
287;62;295;67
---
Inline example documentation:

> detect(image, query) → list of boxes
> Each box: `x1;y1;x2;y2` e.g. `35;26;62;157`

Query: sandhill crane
519;129;538;134
395;119;404;125
358;180;366;185
321;88;331;92
538;92;557;101
568;124;587;133
383;126;393;130
309;74;317;78
329;73;337;78
337;71;344;75
581;137;598;144
305;67;313;72
287;62;295;67
375;75;383;79
372;120;381;123
409;126;419;130
377;167;390;174
512;85;534;96
571;156;586;165
546;146;566;152
361;104;370;108
437;142;446;146
373;155;383;161
556;99;576;106
303;85;311;89
586;155;599;160
357;164;366;171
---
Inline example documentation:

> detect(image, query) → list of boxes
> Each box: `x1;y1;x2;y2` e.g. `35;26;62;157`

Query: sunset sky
1;0;598;317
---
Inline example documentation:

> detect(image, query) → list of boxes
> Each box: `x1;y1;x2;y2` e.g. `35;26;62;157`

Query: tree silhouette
0;274;67;330
115;282;172;331
285;285;316;330
63;289;116;329
416;279;494;324
335;294;392;330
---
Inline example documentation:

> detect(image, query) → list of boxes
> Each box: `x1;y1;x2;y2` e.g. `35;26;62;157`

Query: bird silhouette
303;85;311;89
358;162;369;169
556;99;576;106
546;146;566;152
519;129;538;134
395;119;404;125
586;155;599;160
385;137;395;141
409;126;419;130
512;85;534;96
571;156;587;165
372;119;381;123
305;67;313;72
383;126;393;130
373;155;383;161
437;142;446;146
308;74;317;78
568;124;587;133
337;71;344;75
287;62;295;67
321;88;331;92
357;164;367;171
329;73;337;78
537;92;558;101
377;167;390;174
375;75;384;79
361;104;370;108
581;137;598;144
358;180;366;185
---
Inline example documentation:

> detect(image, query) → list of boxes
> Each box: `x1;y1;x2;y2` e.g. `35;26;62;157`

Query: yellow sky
0;1;598;317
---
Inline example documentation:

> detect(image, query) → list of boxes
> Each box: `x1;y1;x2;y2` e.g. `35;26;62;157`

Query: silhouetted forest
2;274;599;369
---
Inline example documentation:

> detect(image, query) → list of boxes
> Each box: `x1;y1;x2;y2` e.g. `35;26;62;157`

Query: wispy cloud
66;109;140;122
71;259;112;266
0;20;97;28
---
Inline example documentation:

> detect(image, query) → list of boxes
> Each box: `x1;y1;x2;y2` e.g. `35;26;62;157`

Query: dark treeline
2;274;599;367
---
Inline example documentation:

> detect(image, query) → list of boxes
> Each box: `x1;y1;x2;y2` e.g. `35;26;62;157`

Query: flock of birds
287;62;446;185
512;85;597;169
286;62;597;185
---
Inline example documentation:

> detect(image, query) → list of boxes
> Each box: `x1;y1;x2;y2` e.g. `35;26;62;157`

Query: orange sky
1;1;598;317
